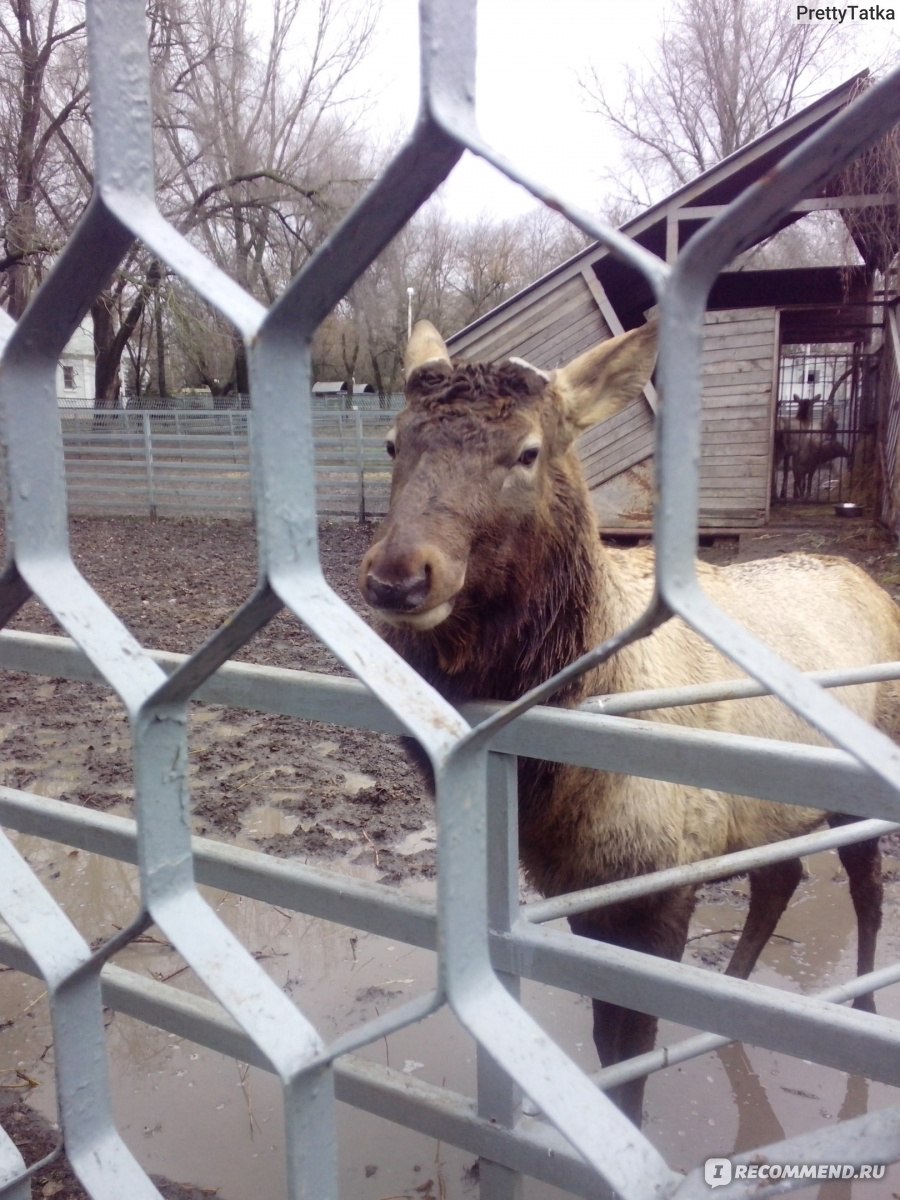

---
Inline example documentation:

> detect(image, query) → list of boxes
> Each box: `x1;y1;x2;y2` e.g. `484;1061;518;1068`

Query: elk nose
363;565;431;612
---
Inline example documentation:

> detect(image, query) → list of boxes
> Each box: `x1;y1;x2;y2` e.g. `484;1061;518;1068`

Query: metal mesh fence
1;2;899;1197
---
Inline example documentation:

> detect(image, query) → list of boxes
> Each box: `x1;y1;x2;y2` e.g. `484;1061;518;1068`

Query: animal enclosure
1;5;900;1200
775;334;880;507
448;80;899;536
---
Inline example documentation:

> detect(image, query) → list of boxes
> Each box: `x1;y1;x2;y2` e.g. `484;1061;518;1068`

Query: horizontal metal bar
0;785;436;950
580;661;900;716
1;632;897;821
522;816;899;924
3;781;898;1087
589;958;900;1094
507;923;900;1088
0;932;607;1200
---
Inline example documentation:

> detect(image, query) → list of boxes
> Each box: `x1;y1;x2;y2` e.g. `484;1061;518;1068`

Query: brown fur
360;322;899;1125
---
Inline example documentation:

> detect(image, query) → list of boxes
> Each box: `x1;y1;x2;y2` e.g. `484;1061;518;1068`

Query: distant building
57;321;95;406
312;380;375;396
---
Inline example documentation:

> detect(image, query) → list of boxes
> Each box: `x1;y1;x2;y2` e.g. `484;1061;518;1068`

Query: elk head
359;320;657;634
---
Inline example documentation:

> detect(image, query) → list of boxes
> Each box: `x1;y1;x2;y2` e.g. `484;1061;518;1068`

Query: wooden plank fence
42;406;398;521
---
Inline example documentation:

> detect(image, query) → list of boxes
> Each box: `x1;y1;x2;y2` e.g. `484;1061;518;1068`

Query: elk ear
555;322;657;435
405;321;452;383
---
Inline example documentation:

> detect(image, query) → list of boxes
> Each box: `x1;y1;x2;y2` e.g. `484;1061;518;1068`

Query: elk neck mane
384;361;630;707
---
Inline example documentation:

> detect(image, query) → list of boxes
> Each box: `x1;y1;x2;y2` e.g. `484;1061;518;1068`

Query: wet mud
1;516;899;1198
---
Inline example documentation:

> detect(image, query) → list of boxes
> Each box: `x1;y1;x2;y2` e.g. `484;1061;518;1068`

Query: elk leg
725;857;803;980
569;885;696;1127
827;815;882;1013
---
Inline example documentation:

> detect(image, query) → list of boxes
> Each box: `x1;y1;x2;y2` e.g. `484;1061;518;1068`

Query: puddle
239;803;301;839
1;833;899;1198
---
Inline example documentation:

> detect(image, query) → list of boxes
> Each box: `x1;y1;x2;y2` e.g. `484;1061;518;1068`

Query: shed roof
450;72;879;352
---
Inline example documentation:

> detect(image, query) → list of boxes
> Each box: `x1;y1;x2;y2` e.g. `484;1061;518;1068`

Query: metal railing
0;3;899;1198
33;406;395;519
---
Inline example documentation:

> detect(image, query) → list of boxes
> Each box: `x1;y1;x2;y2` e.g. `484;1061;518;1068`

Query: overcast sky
358;0;897;224
361;0;664;221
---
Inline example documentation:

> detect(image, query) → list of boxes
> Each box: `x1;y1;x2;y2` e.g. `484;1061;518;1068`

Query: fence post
142;412;157;518
477;753;523;1200
353;406;365;523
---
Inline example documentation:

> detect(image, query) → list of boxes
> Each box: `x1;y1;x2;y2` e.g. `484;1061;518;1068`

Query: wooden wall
578;307;777;530
697;307;777;529
449;271;612;367
451;277;778;532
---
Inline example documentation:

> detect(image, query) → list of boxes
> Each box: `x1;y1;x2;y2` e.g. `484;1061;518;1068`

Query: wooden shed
448;73;898;534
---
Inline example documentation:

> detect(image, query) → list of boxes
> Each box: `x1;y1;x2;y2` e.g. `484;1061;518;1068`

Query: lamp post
406;286;415;339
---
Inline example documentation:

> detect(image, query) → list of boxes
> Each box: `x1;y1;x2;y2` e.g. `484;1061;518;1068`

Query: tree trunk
91;297;123;407
152;264;167;398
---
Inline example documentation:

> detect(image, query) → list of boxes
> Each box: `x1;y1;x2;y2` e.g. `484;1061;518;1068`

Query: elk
359;321;899;1126
773;395;850;500
793;415;851;500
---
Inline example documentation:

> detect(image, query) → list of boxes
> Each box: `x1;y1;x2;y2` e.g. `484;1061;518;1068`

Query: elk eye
517;446;540;467
385;439;396;459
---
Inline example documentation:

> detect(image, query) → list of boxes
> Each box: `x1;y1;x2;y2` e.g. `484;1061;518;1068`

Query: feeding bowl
834;503;864;518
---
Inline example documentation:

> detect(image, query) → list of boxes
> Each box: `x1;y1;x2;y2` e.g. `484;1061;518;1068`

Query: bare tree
582;0;858;209
0;0;379;404
0;0;88;317
313;203;590;396
151;0;378;391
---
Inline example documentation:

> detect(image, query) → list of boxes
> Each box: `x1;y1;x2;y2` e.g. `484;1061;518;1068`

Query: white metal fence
51;407;395;520
0;3;899;1199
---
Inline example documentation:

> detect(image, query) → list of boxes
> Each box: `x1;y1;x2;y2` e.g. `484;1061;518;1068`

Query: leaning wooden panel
452;273;611;365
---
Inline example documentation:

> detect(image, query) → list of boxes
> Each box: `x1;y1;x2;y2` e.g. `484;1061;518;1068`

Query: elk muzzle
359;538;465;631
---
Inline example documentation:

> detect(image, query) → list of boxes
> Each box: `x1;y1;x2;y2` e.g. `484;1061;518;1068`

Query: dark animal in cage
773;394;851;501
360;321;899;1127
792;419;852;500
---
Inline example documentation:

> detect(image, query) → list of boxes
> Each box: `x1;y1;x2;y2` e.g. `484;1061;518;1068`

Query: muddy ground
0;519;434;887
1;513;899;1198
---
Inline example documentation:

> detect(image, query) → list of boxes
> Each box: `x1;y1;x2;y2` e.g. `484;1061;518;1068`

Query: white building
57;320;95;406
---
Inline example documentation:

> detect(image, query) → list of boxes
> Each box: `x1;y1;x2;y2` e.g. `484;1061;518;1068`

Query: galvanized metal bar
587;957;900;1095
0;1121;33;1200
652;70;900;796
4;779;895;971
436;742;678;1196
1;629;897;822
522;817;900;925
580;660;900;715
0;784;439;949
673;1108;900;1200
8;628;900;728
513;922;900;1088
477;755;524;1200
4;783;898;1082
0;831;162;1198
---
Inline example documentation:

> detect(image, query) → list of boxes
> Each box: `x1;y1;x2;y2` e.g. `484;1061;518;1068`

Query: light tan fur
529;546;898;896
